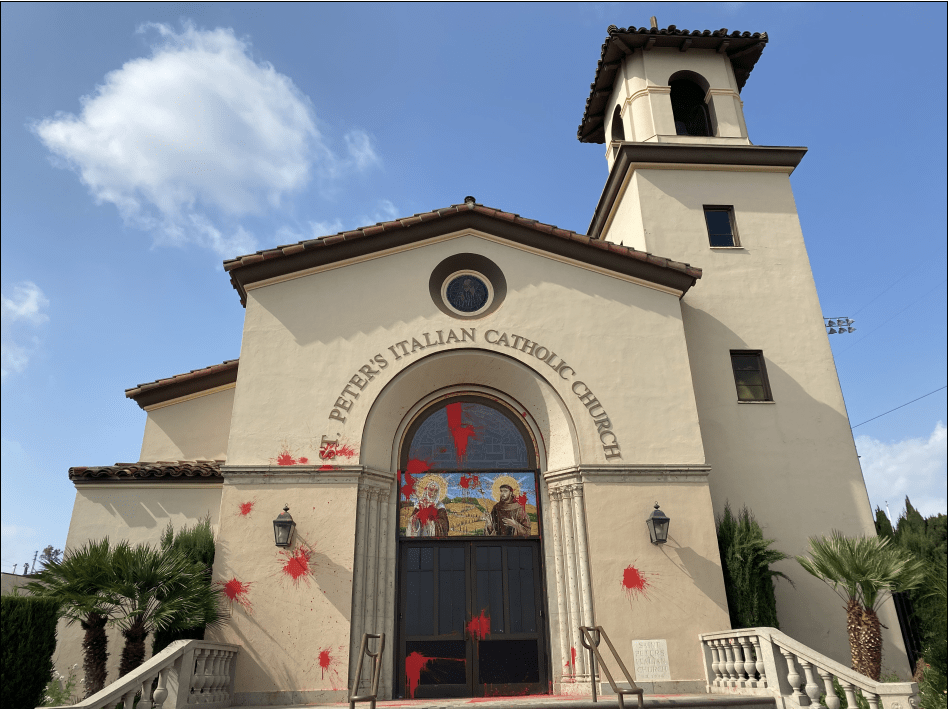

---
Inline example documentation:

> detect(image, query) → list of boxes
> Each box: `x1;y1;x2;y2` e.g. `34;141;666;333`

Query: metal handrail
580;626;644;709
349;633;385;709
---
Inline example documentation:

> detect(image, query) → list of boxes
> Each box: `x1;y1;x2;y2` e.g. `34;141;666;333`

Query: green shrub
151;517;217;656
716;503;791;629
1;595;60;709
41;665;80;707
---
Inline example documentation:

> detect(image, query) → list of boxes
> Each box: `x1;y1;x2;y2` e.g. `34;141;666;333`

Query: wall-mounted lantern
646;502;670;545
273;505;296;547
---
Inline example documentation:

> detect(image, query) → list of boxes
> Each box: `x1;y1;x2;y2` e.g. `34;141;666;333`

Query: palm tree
26;539;115;696
107;541;226;677
796;531;927;680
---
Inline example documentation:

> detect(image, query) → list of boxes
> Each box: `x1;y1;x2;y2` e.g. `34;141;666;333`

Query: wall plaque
631;639;671;681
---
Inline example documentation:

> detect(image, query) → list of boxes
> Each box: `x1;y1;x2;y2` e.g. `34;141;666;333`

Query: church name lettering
327;327;621;460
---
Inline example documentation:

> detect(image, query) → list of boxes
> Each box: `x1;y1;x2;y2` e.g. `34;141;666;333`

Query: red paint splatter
416;505;439;526
275;451;308;466
446;402;477;463
216;577;252;613
281;547;311;582
238;501;254;516
622;564;651;600
516;492;528;510
319;442;356;460
460;476;470;489
318;649;332;678
564;646;577;680
466;609;491;640
318;465;334;471
401;458;430;500
404;652;465;699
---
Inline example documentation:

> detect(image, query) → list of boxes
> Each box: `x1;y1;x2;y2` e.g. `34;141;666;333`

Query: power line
851;385;948;429
838;282;946;355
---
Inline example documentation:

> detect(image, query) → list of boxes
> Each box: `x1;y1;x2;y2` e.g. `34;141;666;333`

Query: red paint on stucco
319;442;356;460
276;451;308;466
622;565;651;600
217;577;252;613
445;402;477;462
318;649;332;678
466;609;491;640
238;501;254;516
282;547;311;582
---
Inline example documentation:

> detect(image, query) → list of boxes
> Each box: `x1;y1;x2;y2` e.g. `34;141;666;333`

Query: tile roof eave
69;460;224;482
222;201;702;307
125;360;239;410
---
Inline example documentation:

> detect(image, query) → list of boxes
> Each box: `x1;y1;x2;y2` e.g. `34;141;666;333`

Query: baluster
740;637;756;685
781;650;805;700
190;649;207;704
840;681;858;709
752;637;767;688
213;650;226;701
221;652;234;699
152;667;170;709
707;640;722;686
819;670;840;709
138;673;156;709
726;640;740;683
123;688;137;709
800;660;822;709
206;649;219;702
869;693;883;709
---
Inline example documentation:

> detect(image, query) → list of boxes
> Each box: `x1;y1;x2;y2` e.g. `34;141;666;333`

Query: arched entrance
395;393;549;699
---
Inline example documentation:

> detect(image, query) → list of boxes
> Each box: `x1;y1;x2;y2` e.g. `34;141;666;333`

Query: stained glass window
444;274;490;314
407;401;530;470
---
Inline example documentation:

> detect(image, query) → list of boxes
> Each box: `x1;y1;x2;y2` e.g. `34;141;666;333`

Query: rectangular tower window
704;206;739;247
730;351;772;402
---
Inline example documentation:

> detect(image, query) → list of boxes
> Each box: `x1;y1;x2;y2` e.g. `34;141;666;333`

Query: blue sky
2;3;946;571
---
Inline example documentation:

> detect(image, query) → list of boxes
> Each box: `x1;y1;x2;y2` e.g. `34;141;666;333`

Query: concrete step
257;693;778;709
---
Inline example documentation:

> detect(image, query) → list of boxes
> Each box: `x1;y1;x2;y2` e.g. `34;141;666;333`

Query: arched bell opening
669;71;713;137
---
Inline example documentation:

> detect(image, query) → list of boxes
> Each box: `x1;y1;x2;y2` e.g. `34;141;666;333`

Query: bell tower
578;22;907;673
580;21;764;170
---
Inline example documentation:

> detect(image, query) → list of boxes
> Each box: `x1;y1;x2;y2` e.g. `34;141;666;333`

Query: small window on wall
704;206;739;247
611;106;625;141
730;351;772;402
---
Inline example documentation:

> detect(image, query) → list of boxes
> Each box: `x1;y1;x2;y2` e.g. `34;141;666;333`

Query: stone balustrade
700;628;918;709
42;640;240;709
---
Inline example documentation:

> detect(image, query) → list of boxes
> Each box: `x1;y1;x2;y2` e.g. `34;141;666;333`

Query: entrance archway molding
350;347;601;697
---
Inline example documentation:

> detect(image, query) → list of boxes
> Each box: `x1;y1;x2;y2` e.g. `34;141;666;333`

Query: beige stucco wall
52;483;223;689
582;472;729;685
140;386;235;462
206;480;359;704
226;232;706;470
604;165;908;675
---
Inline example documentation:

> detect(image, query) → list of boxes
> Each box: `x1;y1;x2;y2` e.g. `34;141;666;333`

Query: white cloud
856;422;948;518
1;282;49;325
32;22;380;257
1;282;49;380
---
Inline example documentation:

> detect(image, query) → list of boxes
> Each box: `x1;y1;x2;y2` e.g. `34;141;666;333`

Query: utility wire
851;385;948;429
838;282;946;355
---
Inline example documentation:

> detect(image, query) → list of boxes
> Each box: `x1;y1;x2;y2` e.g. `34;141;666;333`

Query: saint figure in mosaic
485;476;529;537
407;474;449;537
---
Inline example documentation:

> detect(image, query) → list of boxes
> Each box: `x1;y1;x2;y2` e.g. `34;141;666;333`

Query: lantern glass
273;505;296;547
646;503;670;545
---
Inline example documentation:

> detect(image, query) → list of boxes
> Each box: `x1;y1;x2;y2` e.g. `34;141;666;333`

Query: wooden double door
397;540;547;698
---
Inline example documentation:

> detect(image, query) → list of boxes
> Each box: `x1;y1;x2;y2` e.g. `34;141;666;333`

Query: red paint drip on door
445;402;477;463
405;652;431;699
466;609;491;640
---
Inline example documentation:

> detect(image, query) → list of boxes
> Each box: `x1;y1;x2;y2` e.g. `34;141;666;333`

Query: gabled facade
56;23;906;705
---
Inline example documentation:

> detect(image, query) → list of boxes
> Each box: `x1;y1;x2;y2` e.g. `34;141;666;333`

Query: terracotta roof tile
69;460;224;482
125;359;239;408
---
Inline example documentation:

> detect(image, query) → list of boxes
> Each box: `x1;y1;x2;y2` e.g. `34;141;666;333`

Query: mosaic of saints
484;475;530;537
407;474;449;537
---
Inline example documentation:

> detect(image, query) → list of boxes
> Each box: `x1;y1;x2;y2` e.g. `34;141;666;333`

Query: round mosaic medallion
442;272;492;316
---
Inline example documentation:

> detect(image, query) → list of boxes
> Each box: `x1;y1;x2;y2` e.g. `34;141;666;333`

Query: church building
58;23;906;704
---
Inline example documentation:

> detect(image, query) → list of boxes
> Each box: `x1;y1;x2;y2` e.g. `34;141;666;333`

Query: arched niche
359;348;580;473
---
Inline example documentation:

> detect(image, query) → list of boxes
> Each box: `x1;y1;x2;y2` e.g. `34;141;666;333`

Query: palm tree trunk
858;607;883;681
845;599;864;673
81;612;109;696
118;620;149;677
